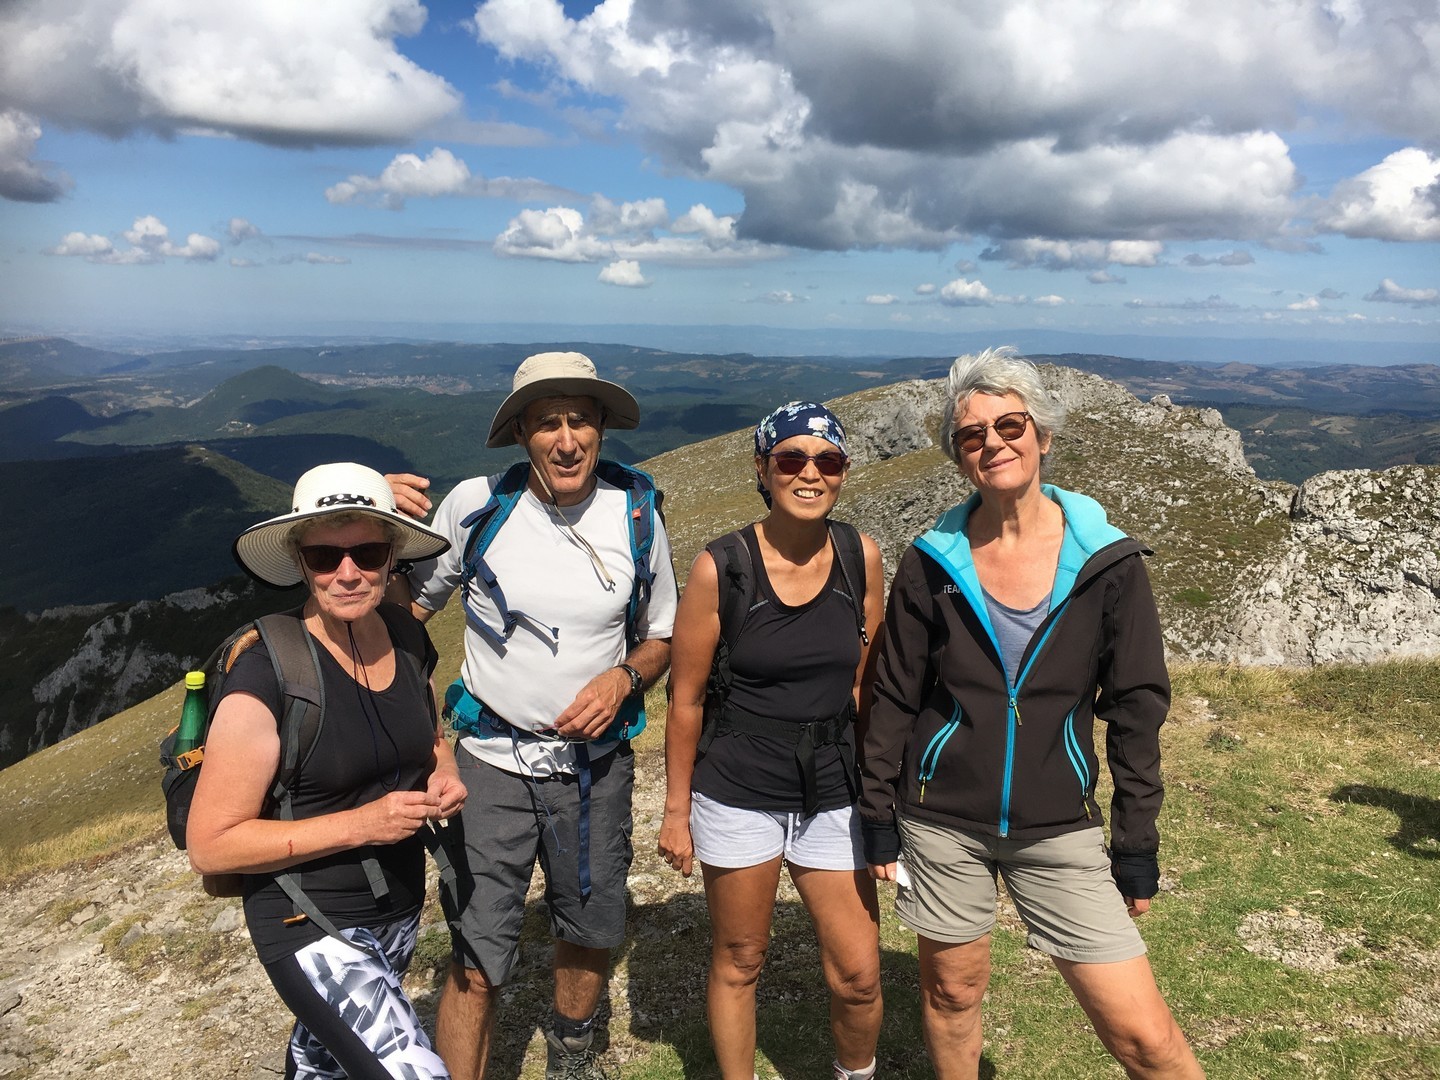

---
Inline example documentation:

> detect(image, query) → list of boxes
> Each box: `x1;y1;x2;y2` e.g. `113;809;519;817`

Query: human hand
550;667;629;740
657;812;694;877
868;862;898;882
354;790;441;845
1125;896;1151;918
385;473;432;520
427;770;467;820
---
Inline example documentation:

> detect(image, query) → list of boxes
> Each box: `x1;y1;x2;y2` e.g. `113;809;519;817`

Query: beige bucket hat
486;351;640;447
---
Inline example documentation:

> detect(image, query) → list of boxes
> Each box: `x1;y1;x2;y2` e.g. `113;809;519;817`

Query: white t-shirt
410;470;677;777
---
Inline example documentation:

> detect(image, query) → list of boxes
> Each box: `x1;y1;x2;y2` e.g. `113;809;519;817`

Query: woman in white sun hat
188;461;463;1080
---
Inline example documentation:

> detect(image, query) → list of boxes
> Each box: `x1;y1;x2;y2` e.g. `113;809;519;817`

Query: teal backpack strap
255;608;383;961
594;460;665;743
457;463;558;648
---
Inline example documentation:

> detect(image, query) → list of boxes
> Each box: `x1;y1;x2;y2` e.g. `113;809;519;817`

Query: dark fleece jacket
860;486;1169;896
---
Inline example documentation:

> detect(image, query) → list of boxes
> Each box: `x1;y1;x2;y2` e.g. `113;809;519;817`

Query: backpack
451;458;663;743
160;602;453;958
698;521;869;815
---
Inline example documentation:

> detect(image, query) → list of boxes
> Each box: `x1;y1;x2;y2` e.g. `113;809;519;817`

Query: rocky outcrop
4;579;281;768
1235;467;1440;665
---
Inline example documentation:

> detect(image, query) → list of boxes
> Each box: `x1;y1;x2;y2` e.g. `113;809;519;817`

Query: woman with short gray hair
861;349;1204;1078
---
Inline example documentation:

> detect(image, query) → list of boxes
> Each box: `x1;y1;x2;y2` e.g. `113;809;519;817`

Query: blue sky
1;0;1438;356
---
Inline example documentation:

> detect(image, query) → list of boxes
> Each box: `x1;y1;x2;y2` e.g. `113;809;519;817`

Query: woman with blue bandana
661;402;886;1080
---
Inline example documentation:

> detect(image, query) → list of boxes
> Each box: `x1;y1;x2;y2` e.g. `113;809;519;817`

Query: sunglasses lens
772;452;807;475
350;543;392;570
300;546;342;573
995;415;1028;440
956;428;986;452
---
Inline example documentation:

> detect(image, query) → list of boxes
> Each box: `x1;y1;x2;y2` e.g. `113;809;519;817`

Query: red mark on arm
288;839;294;858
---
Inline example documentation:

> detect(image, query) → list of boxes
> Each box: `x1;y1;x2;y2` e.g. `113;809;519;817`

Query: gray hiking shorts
441;741;635;986
897;817;1146;965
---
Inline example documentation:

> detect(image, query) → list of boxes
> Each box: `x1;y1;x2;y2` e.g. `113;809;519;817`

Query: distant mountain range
3;336;1439;612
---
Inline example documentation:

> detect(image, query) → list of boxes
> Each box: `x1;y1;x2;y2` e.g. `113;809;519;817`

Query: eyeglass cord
347;621;401;792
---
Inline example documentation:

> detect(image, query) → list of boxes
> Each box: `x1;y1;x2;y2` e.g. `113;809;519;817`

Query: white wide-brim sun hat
233;462;451;588
486;351;640;448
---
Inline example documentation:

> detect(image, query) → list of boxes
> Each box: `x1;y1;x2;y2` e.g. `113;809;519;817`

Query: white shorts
690;791;865;871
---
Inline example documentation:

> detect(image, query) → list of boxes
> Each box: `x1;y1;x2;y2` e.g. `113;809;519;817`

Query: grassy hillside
2;636;1437;1077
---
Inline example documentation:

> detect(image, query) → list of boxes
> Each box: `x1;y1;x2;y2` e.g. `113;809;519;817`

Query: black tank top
222;626;437;964
692;525;861;812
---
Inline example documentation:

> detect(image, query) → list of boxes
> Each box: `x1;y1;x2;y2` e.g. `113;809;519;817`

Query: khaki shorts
896;817;1146;964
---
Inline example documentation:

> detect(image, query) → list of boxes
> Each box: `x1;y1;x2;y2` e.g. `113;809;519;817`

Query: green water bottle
173;671;207;756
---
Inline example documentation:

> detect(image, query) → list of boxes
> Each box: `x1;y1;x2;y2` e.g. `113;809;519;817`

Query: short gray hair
938;346;1067;463
288;510;403;549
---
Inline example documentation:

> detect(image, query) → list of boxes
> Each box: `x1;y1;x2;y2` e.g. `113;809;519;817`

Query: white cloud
939;278;994;306
325;147;572;209
0;0;460;146
0;108;70;202
598;259;650;287
913;283;936;295
753;290;804;304
1287;296;1321;311
672;204;737;243
494;198;783;265
1317;148;1440;242
864;294;898;305
1088;270;1125;285
228;217;261;244
47;232;115;257
472;0;1401;251
1364;278;1440;306
230;257;258;268
46;214;219;263
984;238;1165;270
1033;294;1067;306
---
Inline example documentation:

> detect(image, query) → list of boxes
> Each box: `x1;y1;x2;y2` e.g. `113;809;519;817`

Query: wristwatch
618;663;644;697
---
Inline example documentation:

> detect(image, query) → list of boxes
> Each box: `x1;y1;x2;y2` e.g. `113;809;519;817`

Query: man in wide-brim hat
387;351;676;1080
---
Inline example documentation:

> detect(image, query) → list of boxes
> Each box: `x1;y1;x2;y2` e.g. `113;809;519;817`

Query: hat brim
233;506;451;589
485;377;640;448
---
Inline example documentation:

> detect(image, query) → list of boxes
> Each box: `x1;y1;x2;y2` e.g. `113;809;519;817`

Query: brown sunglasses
951;411;1033;453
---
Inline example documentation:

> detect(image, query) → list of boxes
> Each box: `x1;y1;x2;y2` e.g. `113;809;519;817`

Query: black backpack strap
827;520;870;646
699;530;755;757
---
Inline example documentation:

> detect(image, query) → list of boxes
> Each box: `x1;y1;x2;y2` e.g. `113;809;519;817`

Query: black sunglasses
767;450;848;477
951;411;1033;453
298;542;392;574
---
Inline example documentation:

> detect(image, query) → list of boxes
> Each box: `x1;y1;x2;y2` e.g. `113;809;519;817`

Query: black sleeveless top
692;525;861;812
223;623;438;964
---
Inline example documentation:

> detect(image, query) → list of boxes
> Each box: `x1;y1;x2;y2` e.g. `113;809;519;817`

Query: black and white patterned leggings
262;912;449;1079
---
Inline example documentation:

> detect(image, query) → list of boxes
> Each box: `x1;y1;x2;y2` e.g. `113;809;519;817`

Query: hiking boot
544;1028;613;1080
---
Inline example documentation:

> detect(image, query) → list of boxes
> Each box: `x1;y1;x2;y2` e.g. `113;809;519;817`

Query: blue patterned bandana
753;401;849;506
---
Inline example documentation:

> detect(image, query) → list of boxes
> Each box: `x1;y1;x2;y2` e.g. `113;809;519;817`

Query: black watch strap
619;663;643;697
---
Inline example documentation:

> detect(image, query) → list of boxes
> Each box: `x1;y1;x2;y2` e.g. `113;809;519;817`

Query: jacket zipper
997;598;1071;836
917;702;962;803
1061;705;1090;814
